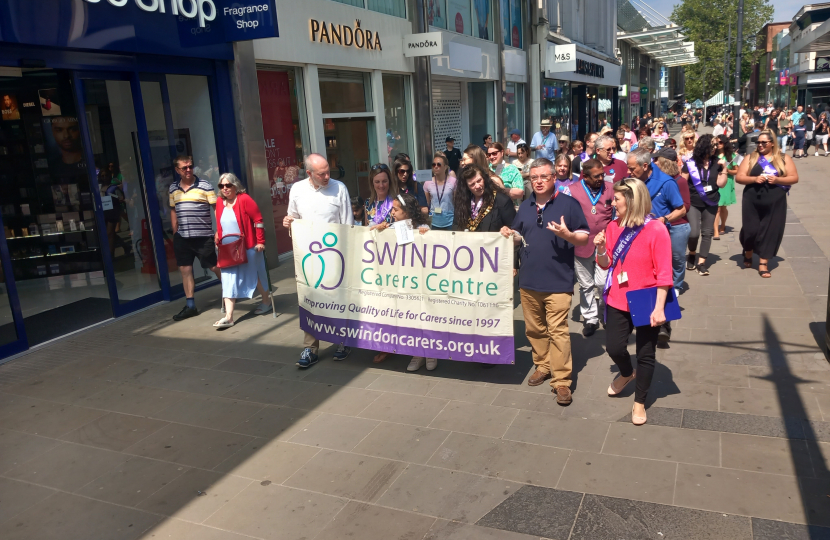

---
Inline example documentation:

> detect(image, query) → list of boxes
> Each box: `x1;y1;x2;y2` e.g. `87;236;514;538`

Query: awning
617;0;697;67
704;91;735;107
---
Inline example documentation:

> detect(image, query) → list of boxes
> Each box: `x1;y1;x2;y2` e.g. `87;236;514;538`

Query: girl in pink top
594;178;673;425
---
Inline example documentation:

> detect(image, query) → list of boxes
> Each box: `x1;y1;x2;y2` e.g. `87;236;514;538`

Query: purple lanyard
686;160;717;206
757;155;790;193
602;216;653;315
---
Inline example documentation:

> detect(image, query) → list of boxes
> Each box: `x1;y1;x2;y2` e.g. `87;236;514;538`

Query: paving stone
0;491;160;540
751;518;830;540
144;366;252;396
682;409;806;439
617;406;683;427
124;422;253;469
289;412;379;451
0;477;55;523
230;405;318;439
426;380;502;404
79;383;186;416
721;433;814;476
476;484;583;539
140;519;253;540
3;372;111;404
503;411;609;452
557;451;677;504
798;476;830;527
220;376;315;405
0;429;61;475
300;367;382;388
719;386;824;420
428;432;569;487
378;464;522;523
366;373;439;396
314;501;436;540
807;441;830;478
59;412;169;451
214;439;319;482
286;384;382;416
570;494;752;540
352;422;450;464
205;483;347;540
602;422;720;466
428;401;519;438
426;519;543;540
75;456;187;507
211;357;284;376
358;392;449;427
5;442;129;491
804;419;830;442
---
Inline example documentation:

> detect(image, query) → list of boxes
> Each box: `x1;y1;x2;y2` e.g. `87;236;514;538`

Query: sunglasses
431;162;444;167
397;168;411;174
487;151;500;157
371;163;390;171
756;140;771;145
218;183;233;189
178;165;194;170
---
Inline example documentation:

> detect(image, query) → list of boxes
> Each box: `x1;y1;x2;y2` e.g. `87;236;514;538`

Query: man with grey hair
593;134;627;183
284;153;354;368
637;136;655;153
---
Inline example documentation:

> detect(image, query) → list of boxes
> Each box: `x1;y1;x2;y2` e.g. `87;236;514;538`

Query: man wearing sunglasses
501;158;590;406
593;135;628;183
169;155;221;321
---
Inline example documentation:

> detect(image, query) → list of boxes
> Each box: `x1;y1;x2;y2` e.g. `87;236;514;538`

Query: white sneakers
407;357;437;372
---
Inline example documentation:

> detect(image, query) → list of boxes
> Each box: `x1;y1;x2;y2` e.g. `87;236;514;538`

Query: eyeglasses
371;163;390;171
178;165;194;170
218;183;233;189
431;162;444;167
397;168;411;175
529;174;552;182
756;140;772;146
487;151;500;157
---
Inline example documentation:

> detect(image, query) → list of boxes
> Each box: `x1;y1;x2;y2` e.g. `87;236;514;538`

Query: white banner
292;220;515;364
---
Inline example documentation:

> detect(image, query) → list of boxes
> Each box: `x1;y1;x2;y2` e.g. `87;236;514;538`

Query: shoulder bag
216;203;249;269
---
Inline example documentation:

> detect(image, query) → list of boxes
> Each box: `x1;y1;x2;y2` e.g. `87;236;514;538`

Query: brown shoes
554;386;572;406
528;370;551;386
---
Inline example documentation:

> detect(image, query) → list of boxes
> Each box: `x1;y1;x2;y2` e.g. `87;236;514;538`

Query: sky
647;0;804;24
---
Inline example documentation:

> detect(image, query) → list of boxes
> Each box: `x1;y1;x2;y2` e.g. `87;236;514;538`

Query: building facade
789;3;830;114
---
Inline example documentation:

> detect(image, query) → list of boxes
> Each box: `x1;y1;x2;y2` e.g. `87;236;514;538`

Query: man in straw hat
530;119;558;161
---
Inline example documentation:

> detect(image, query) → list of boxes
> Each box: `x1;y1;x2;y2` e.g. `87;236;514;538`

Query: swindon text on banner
292;220;515;364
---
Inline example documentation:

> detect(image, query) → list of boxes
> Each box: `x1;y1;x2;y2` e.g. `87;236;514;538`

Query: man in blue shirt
530;119;558;160
501;158;590;406
790;105;804;125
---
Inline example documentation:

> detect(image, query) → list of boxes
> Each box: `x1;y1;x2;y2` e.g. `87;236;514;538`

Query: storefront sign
83;0;217;28
403;32;443;57
575;59;604;78
630;91;640;104
640;86;648;95
293;221;515;364
309;19;382;51
779;70;788;85
618;84;628;97
816;56;830;72
546;43;577;73
789;75;798;86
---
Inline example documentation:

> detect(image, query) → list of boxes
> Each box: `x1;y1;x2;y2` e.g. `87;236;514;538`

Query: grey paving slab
230;405;318;440
151;394;263;432
804;418;830;442
557;451;677;504
721;433;814;476
314;501;436;540
3;372;111;404
570;494;752;540
503;411;610;452
0;477;55;524
426;380;502;404
5;441;129;492
288;412;380;451
124;422;253;469
428;431;570;488
211;357;285;377
139;519;253;540
357;392;449;427
75;456;187;507
352;422;451;464
79;383;186;416
476;485;583;539
220;375;316;405
751;518;830;540
682;408;806;439
0;429;61;475
0;491;161;540
205;483;347;540
59;411;169;452
136;467;252;523
428;400;519;438
300;366;382;388
378;464;523;523
799;476;830;527
807;441;830;478
285;384;382;415
366;373;440;396
602;422;720;466
617;405;683;427
426;519;544;540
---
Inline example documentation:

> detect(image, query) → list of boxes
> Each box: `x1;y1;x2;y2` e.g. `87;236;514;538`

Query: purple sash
686;160;717;206
757;155;790;193
602;216;653;317
579;152;588;161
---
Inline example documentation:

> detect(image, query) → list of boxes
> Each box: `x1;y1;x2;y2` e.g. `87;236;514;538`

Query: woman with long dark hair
764;108;780;137
452;165;516;232
392;158;428;212
735;130;799;278
714;135;738;240
680;134;728;275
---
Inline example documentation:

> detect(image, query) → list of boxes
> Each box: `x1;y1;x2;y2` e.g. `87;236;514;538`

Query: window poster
2;94;20;121
257;69;302;254
447;0;472;35
38;88;62;116
472;0;490;40
500;0;510;46
42;116;86;179
511;0;522;48
428;0;446;28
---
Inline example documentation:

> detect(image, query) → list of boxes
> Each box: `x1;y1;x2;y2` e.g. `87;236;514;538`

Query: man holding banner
502;158;590;406
284;153;353;369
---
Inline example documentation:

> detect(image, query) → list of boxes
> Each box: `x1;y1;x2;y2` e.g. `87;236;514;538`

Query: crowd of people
162;107;800;425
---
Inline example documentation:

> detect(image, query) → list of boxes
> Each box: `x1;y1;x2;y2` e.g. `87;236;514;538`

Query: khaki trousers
520;288;573;388
303;332;319;354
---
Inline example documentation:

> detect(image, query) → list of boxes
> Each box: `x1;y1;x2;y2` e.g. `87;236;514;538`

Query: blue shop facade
0;0;275;358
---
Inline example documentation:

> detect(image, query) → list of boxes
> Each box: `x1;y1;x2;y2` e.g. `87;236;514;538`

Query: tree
671;0;774;102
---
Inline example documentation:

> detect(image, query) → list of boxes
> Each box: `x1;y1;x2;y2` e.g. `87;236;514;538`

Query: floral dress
365;197;394;225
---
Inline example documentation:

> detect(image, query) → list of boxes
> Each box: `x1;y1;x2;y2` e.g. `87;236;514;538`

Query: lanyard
581;179;603;207
434;178;447;206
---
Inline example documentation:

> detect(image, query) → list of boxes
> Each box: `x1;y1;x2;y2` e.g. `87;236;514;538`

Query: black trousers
605;306;660;404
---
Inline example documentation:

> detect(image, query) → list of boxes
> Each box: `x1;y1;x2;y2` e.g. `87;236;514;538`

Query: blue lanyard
581;179;602;207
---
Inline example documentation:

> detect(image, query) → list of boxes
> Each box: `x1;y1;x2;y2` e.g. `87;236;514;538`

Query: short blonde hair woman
594;176;673;425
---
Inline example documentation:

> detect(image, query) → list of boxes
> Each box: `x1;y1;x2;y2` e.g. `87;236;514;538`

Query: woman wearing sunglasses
393;159;429;213
678;131;696;162
365;164;398;229
213;173;272;328
735;130;799;278
424;152;457;231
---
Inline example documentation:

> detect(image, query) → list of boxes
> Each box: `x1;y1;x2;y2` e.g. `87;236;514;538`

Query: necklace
581;179;603;215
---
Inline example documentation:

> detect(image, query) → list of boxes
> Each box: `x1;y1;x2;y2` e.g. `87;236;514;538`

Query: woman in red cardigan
213;173;272;328
594;177;673;425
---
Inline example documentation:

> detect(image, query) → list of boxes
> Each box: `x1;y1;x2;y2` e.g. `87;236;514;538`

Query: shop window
504;82;524;137
382;74;412;164
428;0;448;28
433;1;493;40
468;81;494;145
367;0;405;17
319;69;372;114
257;67;310;255
542;79;571;139
500;0;522;48
164;74;221;288
331;0;363;6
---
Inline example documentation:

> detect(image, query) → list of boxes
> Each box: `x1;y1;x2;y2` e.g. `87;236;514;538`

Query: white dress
220;207;268;299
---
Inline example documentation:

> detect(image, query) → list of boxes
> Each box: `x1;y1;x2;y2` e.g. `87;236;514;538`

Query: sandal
213;317;234;328
758;263;771;279
373;352;390;364
254;303;273;315
743;251;753;269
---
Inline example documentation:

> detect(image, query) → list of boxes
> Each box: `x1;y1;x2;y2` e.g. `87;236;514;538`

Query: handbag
217;234;248;268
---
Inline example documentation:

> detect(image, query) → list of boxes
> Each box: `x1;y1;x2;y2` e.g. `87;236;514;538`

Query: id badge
703;185;713;193
433;207;442;214
617;271;628;285
604;174;615;184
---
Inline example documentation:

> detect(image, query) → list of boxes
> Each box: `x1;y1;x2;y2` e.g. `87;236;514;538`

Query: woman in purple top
554;154;575;191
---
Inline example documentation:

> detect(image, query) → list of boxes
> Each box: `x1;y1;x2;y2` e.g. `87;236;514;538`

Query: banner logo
301;232;345;290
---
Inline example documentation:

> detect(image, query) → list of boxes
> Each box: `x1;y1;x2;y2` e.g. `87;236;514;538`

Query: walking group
164;114;798;426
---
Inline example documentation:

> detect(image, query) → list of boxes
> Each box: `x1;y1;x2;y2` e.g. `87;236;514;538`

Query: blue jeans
668;222;691;294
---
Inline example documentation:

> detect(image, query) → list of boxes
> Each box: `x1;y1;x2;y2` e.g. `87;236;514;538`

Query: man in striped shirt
169;155;221;321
